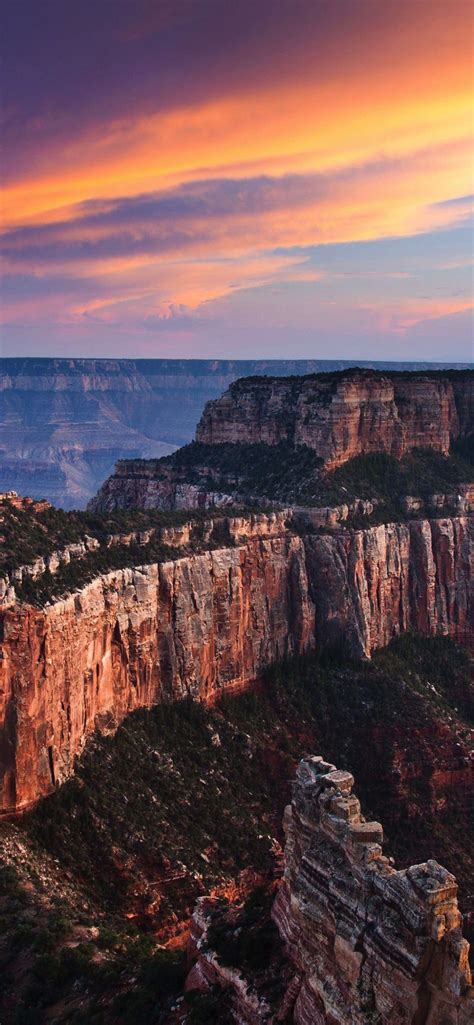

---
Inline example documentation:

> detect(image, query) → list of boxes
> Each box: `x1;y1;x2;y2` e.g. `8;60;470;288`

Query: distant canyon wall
197;371;474;468
0;513;471;814
88;462;237;513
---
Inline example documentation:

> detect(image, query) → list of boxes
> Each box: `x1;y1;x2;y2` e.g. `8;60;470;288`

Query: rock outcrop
0;536;101;608
88;459;237;513
90;465;474;521
272;756;473;1024
187;893;284;1025
294;483;474;531
89;369;473;514
0;513;472;814
196;370;474;468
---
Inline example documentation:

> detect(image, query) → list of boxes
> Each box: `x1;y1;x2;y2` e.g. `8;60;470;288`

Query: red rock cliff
0;529;314;813
272;756;473;1024
0;515;471;813
304;516;473;655
196;370;474;468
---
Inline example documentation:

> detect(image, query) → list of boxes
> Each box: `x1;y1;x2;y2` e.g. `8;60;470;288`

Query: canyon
2;635;472;1025
0;365;472;1024
1;361;471;509
1;510;472;814
91;369;474;513
90;452;474;515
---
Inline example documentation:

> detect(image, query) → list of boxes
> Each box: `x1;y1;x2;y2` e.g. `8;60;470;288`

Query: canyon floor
1;635;472;1025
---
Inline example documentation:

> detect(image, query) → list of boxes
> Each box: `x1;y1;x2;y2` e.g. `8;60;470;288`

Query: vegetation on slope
2;435;472;603
159;440;473;508
161;439;323;499
0;502;243;605
0;636;472;1024
0;502;235;575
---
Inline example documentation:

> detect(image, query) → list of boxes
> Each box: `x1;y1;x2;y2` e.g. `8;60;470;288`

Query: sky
1;0;473;361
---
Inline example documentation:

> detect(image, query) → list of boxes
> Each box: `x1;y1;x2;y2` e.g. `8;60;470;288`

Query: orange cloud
3;140;471;288
2;0;472;355
2;2;472;231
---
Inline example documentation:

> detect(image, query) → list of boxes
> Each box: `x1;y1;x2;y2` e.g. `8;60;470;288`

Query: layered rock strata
0;524;313;813
0;510;290;607
304;515;473;655
90;455;474;517
0;536;101;607
294;483;474;531
197;370;474;468
88;459;238;512
272;756;473;1025
0;515;472;813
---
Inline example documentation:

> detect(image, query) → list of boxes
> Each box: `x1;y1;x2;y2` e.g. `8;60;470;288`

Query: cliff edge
90;369;473;513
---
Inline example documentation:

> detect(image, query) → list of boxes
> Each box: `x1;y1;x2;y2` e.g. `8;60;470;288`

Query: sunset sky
1;0;473;360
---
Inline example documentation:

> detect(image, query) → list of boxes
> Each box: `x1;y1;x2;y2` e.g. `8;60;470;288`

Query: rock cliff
304;516;473;655
272;756;473;1025
0;513;471;813
0;522;314;813
196;370;474;468
88;458;238;513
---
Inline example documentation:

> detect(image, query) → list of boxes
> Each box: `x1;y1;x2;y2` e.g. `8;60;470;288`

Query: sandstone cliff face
0;528;314;813
272;756;473;1025
197;371;474;468
0;514;471;813
304;516;473;655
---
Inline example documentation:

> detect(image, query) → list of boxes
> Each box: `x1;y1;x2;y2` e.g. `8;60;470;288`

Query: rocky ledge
271;756;473;1025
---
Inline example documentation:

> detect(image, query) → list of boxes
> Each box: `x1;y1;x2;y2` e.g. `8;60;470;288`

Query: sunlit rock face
196;371;474;468
88;369;474;514
0;515;471;813
304;515;473;656
7;359;460;509
0;531;315;813
272;756;473;1025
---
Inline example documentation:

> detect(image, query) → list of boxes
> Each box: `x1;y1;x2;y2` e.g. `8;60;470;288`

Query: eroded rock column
272;756;473;1025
